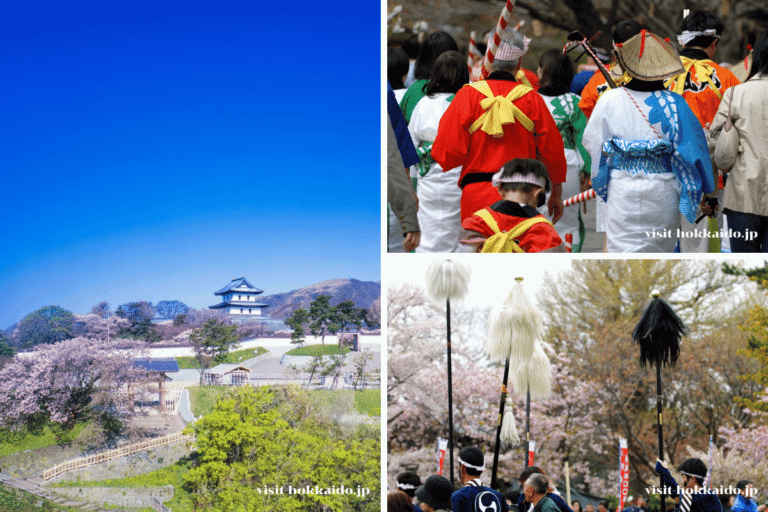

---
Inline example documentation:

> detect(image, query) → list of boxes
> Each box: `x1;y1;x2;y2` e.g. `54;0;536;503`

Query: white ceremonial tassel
486;279;542;363
425;258;471;304
501;395;520;444
426;257;470;486
516;342;553;400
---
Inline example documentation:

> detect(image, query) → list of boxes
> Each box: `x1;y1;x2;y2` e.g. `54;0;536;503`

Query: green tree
352;349;373;390
190;319;239;385
321;354;346;390
303;354;324;386
183;385;379;511
308;295;340;345
285;307;309;345
15;305;74;349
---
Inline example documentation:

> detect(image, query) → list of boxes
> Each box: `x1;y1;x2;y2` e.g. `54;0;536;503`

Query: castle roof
214;276;263;296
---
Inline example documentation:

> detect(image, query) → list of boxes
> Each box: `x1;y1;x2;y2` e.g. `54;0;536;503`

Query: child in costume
460;158;564;252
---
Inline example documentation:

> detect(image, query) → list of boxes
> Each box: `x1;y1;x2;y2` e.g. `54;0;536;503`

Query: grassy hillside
176;346;268;369
284;344;349;356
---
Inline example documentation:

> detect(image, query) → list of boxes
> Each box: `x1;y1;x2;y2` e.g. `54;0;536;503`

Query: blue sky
0;1;380;329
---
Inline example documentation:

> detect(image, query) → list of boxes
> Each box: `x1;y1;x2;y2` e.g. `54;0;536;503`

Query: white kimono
538;92;591;251
582;87;714;252
409;93;463;253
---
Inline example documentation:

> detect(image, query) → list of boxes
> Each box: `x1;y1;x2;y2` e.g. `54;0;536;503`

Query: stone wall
54;484;174;509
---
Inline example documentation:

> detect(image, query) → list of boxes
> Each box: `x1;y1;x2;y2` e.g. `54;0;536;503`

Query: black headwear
416;475;454;510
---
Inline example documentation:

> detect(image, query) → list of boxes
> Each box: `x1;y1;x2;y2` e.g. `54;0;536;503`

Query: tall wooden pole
490;355;511;489
447;297;455;485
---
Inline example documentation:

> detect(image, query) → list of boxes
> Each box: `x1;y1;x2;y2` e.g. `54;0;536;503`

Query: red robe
462;201;563;252
432;72;567;220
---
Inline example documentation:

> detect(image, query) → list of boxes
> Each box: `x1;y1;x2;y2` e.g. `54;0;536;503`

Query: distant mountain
260;279;381;320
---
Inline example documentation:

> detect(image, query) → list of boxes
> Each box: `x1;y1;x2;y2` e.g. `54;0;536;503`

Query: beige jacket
710;72;768;216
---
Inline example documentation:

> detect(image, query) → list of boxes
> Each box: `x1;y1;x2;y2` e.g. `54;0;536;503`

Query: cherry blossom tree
0;337;149;433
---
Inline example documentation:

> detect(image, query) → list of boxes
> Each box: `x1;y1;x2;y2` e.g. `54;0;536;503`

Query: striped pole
481;0;517;78
565;233;573;252
468;31;481;74
563;188;596;207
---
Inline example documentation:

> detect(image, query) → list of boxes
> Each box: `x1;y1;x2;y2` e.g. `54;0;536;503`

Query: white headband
397;483;417;490
677;29;719;46
680;470;706;479
496;36;531;62
492;170;546;189
458;456;486;472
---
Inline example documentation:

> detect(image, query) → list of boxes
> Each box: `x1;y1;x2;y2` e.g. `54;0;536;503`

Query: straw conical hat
732;53;752;83
616;30;685;81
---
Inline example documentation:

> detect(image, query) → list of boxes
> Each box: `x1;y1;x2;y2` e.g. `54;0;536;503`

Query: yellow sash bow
468;81;534;138
474;209;551;253
664;57;722;99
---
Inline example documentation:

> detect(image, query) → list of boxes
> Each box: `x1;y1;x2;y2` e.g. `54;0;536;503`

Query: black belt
459;172;496;189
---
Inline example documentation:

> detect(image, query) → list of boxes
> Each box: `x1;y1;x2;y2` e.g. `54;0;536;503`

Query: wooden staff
563;31;617;89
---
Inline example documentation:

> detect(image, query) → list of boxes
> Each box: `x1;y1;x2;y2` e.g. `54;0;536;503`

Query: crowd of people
386;447;765;512
387;11;768;253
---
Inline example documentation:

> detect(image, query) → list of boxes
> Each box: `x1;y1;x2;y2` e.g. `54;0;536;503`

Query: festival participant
432;28;566;223
451;447;508;512
576;20;642;247
389;46;411;103
523;474;559;512
517;466;574;512
732;481;758;512
582;31;714;252
392;491;421;512
655;458;723;512
409;51;468;252
578;20;643;118
400;31;459;123
665;10;741;252
536;49;591;251
387;82;421;253
709;28;768;252
471;29;540;90
460;159;563;253
416;475;454;512
397;471;425;512
570;48;610;96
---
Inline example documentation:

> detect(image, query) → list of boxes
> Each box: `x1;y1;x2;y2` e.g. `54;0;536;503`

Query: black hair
401;36;421;59
538;48;575;96
424;50;469;96
498;159;551;195
677;458;708;486
748;28;768;80
388;47;410;90
519;465;546;484
680;10;723;48
613;20;644;45
396;471;422;498
458;446;484;477
736;480;752;491
414;31;459;80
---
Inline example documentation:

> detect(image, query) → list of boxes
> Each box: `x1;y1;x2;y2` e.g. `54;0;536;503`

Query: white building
209;276;269;317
